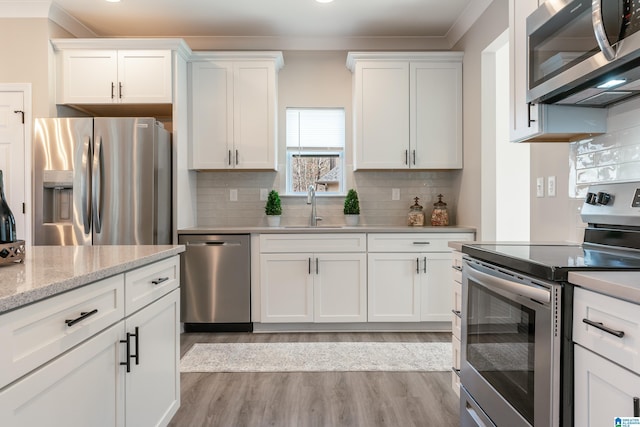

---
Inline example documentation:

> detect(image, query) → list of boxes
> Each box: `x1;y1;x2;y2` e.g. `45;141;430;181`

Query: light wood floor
169;332;460;427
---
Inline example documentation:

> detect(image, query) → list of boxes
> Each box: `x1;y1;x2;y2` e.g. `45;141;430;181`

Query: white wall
452;0;510;237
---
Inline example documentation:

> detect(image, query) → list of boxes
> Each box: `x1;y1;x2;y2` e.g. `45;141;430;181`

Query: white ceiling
43;0;490;47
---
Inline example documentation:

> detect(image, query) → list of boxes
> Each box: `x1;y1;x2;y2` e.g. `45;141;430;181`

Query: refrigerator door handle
81;135;92;234
93;136;104;234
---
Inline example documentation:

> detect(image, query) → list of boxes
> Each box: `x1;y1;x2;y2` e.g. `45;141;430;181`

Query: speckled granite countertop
179;225;476;234
0;245;185;314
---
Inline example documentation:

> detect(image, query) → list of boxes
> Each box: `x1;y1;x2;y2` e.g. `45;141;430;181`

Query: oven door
461;258;560;427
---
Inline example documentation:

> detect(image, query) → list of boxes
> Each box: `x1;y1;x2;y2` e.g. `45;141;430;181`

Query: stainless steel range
459;181;640;427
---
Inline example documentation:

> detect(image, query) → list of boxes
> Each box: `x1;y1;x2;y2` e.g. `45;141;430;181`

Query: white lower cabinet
125;289;180;427
260;252;367;323
574;344;640;426
259;234;367;323
0;322;124;426
0;256;181;427
367;252;451;322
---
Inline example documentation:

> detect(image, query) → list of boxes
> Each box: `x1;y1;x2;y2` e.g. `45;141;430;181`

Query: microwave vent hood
542;61;640;107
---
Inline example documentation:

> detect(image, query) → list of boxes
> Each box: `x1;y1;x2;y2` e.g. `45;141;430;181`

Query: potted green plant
265;190;282;227
343;189;360;226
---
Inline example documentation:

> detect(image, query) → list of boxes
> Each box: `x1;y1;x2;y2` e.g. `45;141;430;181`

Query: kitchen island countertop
569;270;640;304
0;245;185;314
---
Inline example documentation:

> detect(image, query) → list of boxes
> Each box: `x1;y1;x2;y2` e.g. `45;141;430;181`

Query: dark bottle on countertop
0;170;17;245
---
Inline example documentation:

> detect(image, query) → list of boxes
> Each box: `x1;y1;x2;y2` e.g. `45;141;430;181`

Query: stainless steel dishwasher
178;234;252;332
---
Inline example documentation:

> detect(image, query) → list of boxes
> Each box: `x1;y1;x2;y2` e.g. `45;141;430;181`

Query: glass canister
431;194;449;226
407;197;424;226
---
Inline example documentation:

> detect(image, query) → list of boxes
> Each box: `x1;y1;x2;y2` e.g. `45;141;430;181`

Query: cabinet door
353;61;409;169
189;61;234;169
60;50;118;104
0;322;125;427
509;0;540;142
411;61;462;168
314;253;367;323
574;345;640;427
367;253;420;322
117;50;172;103
420;252;453;322
233;61;277;170
125;289;180;427
260;253;314;323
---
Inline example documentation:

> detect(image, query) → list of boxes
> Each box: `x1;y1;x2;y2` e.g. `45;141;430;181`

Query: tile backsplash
570;112;640;198
196;171;457;227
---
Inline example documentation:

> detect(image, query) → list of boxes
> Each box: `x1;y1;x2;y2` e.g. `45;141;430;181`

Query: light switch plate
536;177;544;198
392;188;400;200
547;176;556;197
230;189;238;201
260;188;268;201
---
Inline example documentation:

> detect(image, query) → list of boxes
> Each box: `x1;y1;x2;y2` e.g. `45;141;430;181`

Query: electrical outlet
230;189;238;201
392;188;400;200
536;177;544;198
260;188;268;201
547;176;556;197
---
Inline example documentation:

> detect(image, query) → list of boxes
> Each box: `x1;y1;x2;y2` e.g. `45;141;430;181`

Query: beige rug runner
180;342;451;373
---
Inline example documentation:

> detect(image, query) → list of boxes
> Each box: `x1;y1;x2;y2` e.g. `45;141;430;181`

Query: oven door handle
465;261;550;303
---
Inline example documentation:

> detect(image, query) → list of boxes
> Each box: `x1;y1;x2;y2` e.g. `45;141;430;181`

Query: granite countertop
568;271;640;304
179;225;476;234
0;245;185;315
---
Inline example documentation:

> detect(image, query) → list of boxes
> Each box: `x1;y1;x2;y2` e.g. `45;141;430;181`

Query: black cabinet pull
316;258;319;275
412;150;416;165
451;309;462;318
634;397;639;417
235;149;239;165
308;257;311;275
416;257;420;274
582;318;625;338
152;277;169;285
423;256;427;274
451;366;461;377
412;241;430;245
452;265;462;272
131;327;139;366
119;82;123;99
111;82;115;99
65;309;98;327
405;150;408;165
120;332;131;373
527;102;536;127
228;150;232;165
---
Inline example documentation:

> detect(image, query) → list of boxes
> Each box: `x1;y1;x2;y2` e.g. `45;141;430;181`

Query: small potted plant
265;190;282;227
343;188;360;226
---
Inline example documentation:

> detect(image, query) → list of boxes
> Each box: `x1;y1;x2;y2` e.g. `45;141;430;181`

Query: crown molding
446;0;494;48
48;2;96;37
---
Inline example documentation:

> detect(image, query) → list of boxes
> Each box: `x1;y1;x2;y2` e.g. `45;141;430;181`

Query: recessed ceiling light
105;0;121;3
316;0;334;3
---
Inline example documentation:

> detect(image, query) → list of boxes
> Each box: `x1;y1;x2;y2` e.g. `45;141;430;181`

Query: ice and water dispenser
41;170;73;224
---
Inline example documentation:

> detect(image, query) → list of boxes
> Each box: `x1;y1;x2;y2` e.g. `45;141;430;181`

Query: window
286;108;345;195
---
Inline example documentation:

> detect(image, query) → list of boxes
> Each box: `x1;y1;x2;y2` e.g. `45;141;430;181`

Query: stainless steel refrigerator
33;117;171;246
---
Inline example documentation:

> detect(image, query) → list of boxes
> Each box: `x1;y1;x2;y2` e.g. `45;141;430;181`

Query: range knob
585;192;597;205
596;192;611;205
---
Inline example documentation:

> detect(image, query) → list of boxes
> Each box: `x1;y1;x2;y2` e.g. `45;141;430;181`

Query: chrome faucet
307;184;322;226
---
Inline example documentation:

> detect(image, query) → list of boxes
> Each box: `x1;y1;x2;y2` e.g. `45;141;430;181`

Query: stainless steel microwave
527;0;640;107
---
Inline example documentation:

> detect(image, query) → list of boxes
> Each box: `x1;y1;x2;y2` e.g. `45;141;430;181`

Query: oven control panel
581;182;640;225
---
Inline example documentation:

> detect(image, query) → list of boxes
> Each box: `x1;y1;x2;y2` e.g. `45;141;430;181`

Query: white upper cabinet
347;52;463;170
58;49;172;104
188;52;283;170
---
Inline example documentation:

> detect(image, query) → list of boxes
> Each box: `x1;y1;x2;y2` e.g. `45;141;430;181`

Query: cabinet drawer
367;233;471;252
452;336;461;396
0;275;124;389
260;233;366;253
125;256;179;315
573;287;640;375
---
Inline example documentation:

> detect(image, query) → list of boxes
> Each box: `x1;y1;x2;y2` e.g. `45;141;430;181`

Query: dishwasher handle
187;241;242;247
